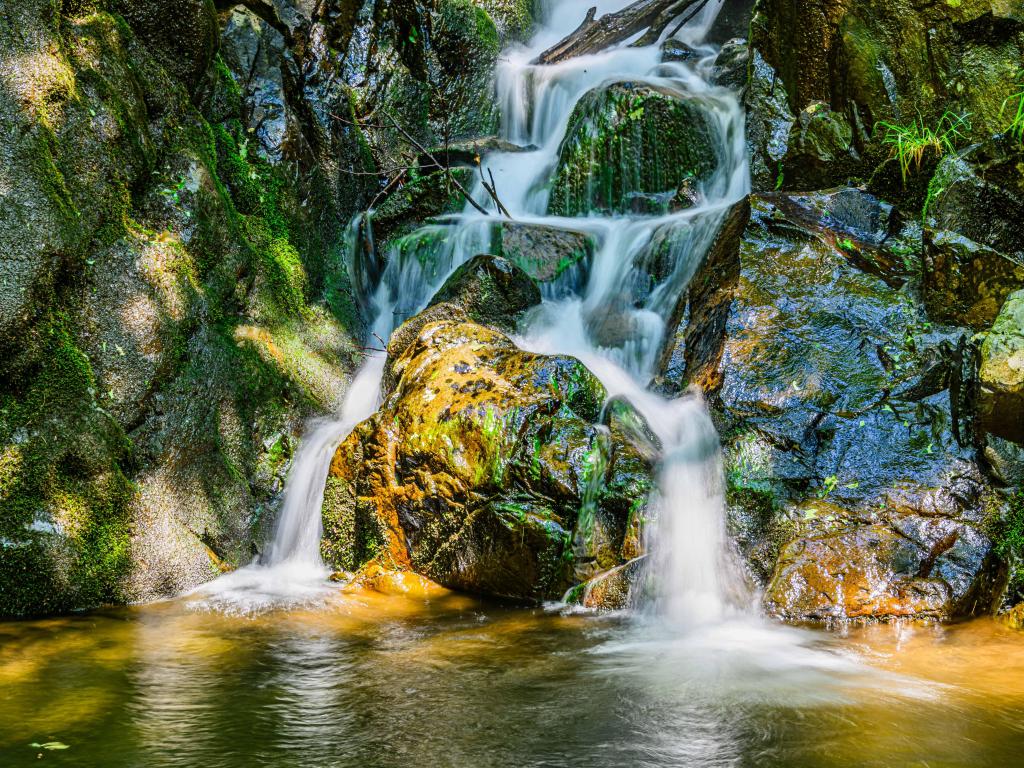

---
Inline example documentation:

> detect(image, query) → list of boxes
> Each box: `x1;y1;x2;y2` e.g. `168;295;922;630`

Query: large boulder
979;290;1024;444
549;83;718;216
321;260;657;602
321;319;657;601
669;191;1008;616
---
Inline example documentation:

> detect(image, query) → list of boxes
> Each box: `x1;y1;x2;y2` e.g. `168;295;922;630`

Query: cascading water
197;0;750;621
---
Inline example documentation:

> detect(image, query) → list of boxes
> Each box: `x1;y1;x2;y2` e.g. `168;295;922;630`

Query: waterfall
195;0;750;620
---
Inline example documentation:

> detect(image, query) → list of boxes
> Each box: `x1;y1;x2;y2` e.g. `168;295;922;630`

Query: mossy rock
979;290;1024;444
426;253;541;333
549;83;718;217
321;316;656;604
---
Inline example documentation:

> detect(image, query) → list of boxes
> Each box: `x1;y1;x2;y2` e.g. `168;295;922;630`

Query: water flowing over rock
550;83;719;216
668;190;1008;617
321;259;656;601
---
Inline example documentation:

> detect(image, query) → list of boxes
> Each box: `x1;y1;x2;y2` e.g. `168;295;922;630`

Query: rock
565;557;647;611
745;51;795;192
925;137;1024;292
320;317;656;603
711;38;750;90
219;6;291;162
782;102;859;189
667;193;1006;615
984;435;1024;487
487;222;595;293
1003;602;1024;630
750;0;1024;144
660;38;700;63
426;254;541;333
108;0;218;91
924;229;1024;330
549;83;718;216
707;0;757;46
979;290;1024;444
764;510;1002;622
369;168;476;247
656;197;751;395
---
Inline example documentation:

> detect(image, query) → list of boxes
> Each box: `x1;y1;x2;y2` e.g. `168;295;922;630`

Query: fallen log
532;0;711;66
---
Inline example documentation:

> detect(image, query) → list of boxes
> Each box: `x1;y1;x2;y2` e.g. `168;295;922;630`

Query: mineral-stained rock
321;315;658;602
764;509;1003;622
665;191;1009;615
924;229;1024;330
979;290;1024;444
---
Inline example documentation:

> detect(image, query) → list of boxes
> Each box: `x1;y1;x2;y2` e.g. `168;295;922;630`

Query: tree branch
532;0;706;66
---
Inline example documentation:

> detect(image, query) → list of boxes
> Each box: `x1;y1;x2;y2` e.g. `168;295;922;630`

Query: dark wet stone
427;254;541;333
924;229;1024;330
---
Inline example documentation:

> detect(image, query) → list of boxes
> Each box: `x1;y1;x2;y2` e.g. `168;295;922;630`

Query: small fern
876;112;971;184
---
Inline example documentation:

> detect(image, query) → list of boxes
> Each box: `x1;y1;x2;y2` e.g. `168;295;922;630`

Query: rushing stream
5;2;1024;766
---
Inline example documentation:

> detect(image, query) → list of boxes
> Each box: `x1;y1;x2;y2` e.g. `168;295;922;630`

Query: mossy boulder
488;221;596;294
320;317;657;602
549;83;718;217
426;253;541;333
979;290;1024;444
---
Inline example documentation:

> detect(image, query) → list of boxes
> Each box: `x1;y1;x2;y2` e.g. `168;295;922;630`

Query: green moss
0;313;134;617
550;85;717;216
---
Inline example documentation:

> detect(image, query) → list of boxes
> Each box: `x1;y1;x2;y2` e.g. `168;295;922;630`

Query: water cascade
197;0;750;621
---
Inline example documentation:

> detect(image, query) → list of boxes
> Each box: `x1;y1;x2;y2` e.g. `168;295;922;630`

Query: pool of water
3;582;1024;767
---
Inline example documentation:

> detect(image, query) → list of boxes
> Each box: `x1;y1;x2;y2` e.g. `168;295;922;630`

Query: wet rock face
549;83;718;217
744;51;795;192
764;512;1002;621
750;0;1024;144
670;190;1007;616
979;290;1024;444
109;0;218;91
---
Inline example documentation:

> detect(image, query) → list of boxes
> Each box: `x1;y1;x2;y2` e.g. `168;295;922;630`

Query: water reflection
3;595;1024;767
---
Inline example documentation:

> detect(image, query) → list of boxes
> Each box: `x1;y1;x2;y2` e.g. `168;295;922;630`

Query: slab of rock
764;509;1002;622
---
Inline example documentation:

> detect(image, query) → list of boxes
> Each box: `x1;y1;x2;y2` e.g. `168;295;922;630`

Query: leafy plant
876;111;971;184
1001;74;1024;145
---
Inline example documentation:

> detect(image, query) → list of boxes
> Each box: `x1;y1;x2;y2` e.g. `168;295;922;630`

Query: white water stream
195;0;751;624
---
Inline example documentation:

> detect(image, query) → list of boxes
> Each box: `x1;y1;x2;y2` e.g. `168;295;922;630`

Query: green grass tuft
876;112;971;185
1001;76;1024;145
